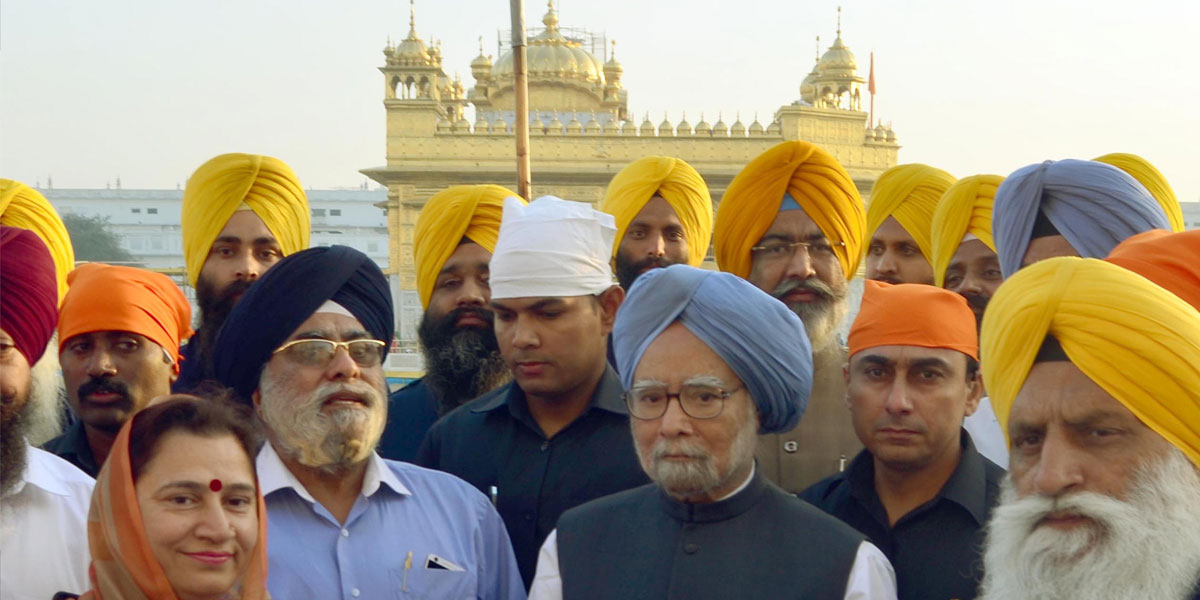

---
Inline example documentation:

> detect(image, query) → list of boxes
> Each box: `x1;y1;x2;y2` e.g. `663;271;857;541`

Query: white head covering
490;195;617;299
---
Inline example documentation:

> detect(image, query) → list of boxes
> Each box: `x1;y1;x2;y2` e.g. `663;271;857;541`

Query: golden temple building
363;2;899;345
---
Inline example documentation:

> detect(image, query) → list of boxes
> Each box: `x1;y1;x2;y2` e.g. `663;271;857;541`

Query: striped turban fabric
1093;153;1184;232
865;163;956;264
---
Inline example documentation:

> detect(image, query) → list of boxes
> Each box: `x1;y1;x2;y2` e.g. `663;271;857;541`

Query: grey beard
22;343;66;446
421;331;511;415
978;448;1200;600
0;388;35;499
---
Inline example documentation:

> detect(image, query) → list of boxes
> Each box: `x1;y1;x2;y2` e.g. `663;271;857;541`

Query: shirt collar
472;364;628;416
849;429;991;526
256;443;411;504
21;446;76;497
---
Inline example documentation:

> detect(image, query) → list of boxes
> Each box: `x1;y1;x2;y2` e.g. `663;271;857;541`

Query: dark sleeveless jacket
557;469;865;600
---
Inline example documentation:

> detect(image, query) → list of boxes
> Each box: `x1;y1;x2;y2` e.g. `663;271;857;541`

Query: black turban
213;245;393;401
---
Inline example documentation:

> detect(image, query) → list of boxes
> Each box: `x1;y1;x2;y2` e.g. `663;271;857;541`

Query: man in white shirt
0;226;94;599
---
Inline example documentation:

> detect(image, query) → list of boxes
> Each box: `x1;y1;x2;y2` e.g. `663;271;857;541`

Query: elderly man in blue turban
992;158;1170;278
211;245;524;600
527;265;897;600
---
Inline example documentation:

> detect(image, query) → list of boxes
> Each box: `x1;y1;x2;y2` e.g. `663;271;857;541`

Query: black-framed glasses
750;239;845;264
624;383;743;420
271;339;387;368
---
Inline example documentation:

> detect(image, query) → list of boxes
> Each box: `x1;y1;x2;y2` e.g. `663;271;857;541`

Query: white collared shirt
0;446;94;600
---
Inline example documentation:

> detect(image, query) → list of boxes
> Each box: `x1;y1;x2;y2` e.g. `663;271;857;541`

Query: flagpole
868;51;876;128
510;0;532;200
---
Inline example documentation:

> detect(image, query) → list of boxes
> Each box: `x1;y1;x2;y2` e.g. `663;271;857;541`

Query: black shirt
801;430;1004;600
41;421;100;478
376;377;441;463
415;365;649;588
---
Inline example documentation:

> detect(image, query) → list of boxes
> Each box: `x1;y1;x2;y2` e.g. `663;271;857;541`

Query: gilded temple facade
363;2;900;344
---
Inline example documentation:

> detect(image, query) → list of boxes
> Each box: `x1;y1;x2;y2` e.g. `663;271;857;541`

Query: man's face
746;209;849;350
630;322;758;503
865;217;935;285
614;196;690;290
846;345;980;471
943;238;1002;327
1021;234;1078;270
980;361;1200;600
0;329;32;425
1008;361;1178;506
492;289;621;401
196;211;282;304
255;312;388;472
427;242;492;324
60;331;176;434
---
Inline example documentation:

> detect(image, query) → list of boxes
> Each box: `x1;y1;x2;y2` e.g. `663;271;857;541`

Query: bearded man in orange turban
42;264;193;477
978;257;1200;600
378;185;523;462
600;156;713;290
175;152;309;391
713;140;866;493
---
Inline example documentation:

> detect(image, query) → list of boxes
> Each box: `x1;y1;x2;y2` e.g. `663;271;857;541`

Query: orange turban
1093;153;1184;232
182;153;309;286
930;175;1004;287
981;257;1200;466
600;156;713;266
1105;229;1200;310
848;279;978;359
58;264;193;372
865;164;956;263
714;141;865;279
414;185;522;309
0;178;76;304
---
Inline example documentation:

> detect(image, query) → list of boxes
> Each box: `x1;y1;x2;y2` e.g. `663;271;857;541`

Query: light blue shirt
258;443;526;600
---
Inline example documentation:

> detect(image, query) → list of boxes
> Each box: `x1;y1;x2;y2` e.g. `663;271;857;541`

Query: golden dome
393;4;432;66
817;35;857;77
491;2;605;87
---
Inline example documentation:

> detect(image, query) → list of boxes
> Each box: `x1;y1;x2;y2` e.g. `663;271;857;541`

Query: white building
1182;201;1200;230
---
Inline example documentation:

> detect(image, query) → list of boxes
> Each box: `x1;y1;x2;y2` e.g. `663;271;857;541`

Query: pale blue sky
3;0;1197;202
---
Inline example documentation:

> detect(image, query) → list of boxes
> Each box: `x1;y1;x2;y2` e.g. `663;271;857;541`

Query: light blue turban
993;159;1170;278
613;264;813;434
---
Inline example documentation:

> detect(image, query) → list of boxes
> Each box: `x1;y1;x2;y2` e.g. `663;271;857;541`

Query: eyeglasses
750;239;845;264
624;383;743;420
271;339;387;368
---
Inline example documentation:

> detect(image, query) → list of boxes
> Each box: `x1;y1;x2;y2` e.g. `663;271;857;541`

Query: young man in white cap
417;196;650;589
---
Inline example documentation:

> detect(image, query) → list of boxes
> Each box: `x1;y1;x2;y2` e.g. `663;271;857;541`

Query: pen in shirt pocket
402;550;413;592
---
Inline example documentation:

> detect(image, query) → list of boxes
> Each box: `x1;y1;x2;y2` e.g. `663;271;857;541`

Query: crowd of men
0;140;1198;599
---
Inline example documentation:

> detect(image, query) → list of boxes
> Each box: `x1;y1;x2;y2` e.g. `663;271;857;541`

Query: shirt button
524;512;535;521
352;588;360;597
341;529;350;538
684;543;699;554
540;441;550;451
783;440;799;453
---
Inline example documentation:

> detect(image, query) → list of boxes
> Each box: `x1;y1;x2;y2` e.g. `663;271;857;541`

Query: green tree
62;213;139;264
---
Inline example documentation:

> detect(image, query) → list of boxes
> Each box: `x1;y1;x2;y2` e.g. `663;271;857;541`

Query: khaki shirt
756;344;862;493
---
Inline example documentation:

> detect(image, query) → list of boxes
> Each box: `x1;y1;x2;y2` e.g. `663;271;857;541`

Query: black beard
194;277;254;381
1;386;35;498
961;292;990;335
615;253;671;290
417;307;510;415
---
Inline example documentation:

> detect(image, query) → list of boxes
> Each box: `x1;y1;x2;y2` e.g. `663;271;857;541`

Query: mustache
961;292;990;312
76;377;131;404
316;381;383;409
771;277;835;302
872;275;903;285
651;440;711;461
630;256;671;272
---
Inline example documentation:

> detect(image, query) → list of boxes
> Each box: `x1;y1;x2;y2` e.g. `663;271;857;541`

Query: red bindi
209;479;222;492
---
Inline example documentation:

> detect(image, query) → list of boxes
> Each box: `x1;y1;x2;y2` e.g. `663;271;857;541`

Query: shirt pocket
390;564;478;600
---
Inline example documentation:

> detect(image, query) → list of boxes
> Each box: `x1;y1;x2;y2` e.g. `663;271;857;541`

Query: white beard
979;448;1200;600
23;341;67;446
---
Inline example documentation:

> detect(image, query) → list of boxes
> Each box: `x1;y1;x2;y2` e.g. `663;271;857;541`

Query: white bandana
489;196;617;299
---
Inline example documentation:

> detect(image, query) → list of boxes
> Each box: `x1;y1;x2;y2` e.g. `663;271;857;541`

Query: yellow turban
981;257;1200;466
930;174;1004;287
600;156;713;266
865;163;955;263
714;141;865;279
181;153;309;286
0;179;75;304
1093;153;1184;232
414;185;522;309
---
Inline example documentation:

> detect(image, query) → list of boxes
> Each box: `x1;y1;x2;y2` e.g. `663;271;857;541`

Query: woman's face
135;431;258;600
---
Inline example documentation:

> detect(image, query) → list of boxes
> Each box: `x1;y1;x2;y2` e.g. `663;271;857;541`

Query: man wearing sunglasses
212;245;524;600
528;265;896;600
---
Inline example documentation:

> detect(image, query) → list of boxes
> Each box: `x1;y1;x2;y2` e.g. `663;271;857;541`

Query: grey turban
993;158;1170;278
613;264;813;434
